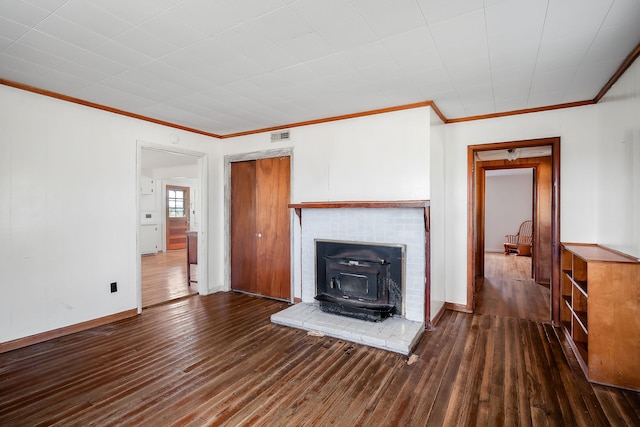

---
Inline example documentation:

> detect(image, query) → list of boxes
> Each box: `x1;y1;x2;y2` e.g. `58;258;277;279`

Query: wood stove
315;240;404;321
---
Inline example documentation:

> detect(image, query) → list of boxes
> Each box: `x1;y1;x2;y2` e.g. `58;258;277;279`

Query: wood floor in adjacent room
142;250;198;308
476;252;551;322
1;258;639;426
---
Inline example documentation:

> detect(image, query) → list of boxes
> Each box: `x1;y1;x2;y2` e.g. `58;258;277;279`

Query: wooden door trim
224;148;294;300
467;137;561;324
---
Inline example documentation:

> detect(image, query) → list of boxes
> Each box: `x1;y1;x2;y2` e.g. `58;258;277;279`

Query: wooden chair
504;220;533;256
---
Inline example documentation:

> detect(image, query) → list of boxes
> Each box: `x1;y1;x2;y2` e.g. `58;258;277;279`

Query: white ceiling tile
0;16;31;41
530;68;575;93
492;74;532;100
278;32;335;62
0;36;12;51
536;35;593;72
68;48;129;76
600;0;640;31
24;0;69;13
340;42;394;70
381;27;440;62
0;54;92;93
55;0;132;39
54;60;111;82
114;27;178;59
495;97;530;112
289;0;377;49
99;76;175;103
526;90;567;108
351;0;426;39
217;23;276;57
247;7;313;45
169;0;250;36
1;0;638;134
34;14;109;51
3;41;65;69
416;0;484;25
541;0;613;42
463;100;496;116
94;40;154;69
429;9;489;66
18;29;85;61
87;0;183;26
75;82;160;109
139;13;206;49
0;1;50;27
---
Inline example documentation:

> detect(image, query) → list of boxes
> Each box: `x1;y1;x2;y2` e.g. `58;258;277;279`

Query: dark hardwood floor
142;250;198;308
1;288;639;426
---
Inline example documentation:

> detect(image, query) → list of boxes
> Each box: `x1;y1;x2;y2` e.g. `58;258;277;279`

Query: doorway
475;168;550;322
166;185;190;251
468;137;561;324
137;142;208;311
225;148;293;302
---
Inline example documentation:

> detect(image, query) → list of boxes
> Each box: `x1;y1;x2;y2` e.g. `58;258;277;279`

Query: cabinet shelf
573;311;588;334
573;280;588;296
560;243;640;391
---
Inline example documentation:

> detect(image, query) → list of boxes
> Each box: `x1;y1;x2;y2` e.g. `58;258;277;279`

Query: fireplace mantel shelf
289;200;430;231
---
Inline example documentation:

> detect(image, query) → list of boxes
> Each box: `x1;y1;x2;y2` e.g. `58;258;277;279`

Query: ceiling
141;147;198;170
1;0;639;137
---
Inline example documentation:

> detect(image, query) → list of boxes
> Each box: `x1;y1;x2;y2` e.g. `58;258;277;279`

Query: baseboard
429;304;448;328
443;302;473;314
0;309;138;354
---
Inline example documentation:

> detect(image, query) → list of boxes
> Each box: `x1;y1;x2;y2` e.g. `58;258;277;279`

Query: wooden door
230;156;291;300
166;185;190;250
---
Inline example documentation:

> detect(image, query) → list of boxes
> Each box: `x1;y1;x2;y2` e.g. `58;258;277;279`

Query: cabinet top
562;243;640;263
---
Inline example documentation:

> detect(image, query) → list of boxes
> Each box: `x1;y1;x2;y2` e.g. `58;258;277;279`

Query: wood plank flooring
1;291;638;426
142;250;198;308
476;252;551;322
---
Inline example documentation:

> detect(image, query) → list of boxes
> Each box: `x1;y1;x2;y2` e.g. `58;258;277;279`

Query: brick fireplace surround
271;201;430;355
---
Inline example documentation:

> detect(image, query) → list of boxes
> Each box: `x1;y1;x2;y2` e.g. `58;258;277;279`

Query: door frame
224;148;294;301
136;141;209;313
467;137;561;324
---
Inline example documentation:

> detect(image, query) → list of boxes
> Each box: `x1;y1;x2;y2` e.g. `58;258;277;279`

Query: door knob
256;233;262;238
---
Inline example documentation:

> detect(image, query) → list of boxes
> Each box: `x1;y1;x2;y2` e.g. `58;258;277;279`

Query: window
168;189;186;217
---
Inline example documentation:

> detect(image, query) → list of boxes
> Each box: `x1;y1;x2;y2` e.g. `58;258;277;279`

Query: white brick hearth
271;303;423;355
271;204;427;354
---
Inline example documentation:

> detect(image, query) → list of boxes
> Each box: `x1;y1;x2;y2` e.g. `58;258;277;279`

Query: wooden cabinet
140;224;159;255
560;243;640;391
140;176;155;195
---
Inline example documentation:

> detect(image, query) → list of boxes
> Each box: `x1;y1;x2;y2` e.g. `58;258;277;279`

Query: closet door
230;160;258;294
230;156;290;300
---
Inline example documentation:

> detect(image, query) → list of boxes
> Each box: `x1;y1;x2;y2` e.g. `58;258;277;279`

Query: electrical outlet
110;282;117;293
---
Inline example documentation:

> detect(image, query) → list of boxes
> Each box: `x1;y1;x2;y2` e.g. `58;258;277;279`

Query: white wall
485;170;533;252
439;56;640;306
217;107;432;314
429;110;446;320
2;55;638;343
0;85;217;343
440;106;600;305
597;57;640;258
220;108;431;203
